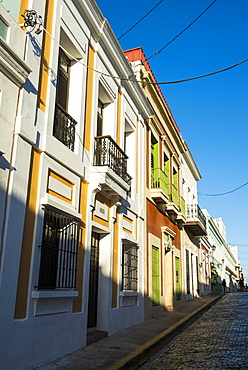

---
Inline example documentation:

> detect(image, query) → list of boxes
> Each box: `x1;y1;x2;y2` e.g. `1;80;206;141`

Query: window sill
120;291;138;297
32;290;78;316
32;290;78;299
119;291;138;307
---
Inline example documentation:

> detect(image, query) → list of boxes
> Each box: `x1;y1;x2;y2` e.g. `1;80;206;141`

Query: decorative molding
0;37;31;86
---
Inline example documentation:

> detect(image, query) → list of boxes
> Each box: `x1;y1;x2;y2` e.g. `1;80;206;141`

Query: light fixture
21;10;43;35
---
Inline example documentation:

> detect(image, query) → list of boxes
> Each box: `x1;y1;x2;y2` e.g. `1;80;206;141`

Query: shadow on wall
0;154;11;171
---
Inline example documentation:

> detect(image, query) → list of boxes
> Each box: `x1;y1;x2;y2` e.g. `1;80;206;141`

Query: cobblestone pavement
140;293;248;370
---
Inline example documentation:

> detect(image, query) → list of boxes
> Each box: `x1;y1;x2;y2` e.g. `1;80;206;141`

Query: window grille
121;242;138;291
38;207;79;289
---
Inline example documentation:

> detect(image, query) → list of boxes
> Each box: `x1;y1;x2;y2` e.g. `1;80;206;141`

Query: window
152;246;160;305
186;249;190;294
175;257;181;300
151;133;158;170
163;153;170;179
53;49;77;150
173;167;178;189
38;207;79;289
0;17;9;40
97;99;104;137
121;242;138;291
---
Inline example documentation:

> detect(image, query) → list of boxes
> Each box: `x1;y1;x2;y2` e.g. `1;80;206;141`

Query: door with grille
87;232;100;328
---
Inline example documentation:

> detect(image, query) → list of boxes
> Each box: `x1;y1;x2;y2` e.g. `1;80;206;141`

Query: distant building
202;210;239;292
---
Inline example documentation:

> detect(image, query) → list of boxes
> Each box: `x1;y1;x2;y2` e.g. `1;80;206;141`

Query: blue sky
96;0;248;276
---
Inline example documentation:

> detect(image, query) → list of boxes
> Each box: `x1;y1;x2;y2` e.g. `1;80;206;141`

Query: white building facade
202;210;239;292
0;1;151;369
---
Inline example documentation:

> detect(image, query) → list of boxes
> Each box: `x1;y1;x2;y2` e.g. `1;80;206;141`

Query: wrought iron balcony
184;204;207;236
53;103;77;151
151;168;169;197
94;135;131;184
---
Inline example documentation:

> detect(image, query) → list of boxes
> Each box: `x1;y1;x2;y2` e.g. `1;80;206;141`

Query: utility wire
148;58;248;84
198;181;248;197
41;28;247;84
147;0;218;60
118;0;164;40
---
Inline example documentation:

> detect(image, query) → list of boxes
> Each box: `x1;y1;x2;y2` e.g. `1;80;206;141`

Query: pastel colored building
0;1;151;368
125;47;188;317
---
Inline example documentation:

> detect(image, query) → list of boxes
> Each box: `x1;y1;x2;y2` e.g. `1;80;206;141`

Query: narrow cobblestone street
140;293;248;370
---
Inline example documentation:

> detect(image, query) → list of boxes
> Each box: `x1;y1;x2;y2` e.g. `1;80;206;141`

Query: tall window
53;48;77;151
173;167;178;189
175;257;181;300
152;246;160;305
38;207;79;289
151;133;158;170
186;249;190;294
121;242;138;291
56;49;70;110
97;99;104;137
163;153;170;179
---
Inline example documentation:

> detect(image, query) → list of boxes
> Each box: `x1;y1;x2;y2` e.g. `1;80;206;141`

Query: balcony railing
170;184;179;207
179;196;186;215
186;204;206;228
151;168;169;196
53;103;77;151
94;135;131;184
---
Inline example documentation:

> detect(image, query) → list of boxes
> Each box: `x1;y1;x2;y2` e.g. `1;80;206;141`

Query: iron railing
53;103;77;151
94;135;131;184
186;204;206;229
151;168;169;196
38;207;79;289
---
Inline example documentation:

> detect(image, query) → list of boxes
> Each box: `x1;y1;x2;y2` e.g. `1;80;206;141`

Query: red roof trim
124;47;181;136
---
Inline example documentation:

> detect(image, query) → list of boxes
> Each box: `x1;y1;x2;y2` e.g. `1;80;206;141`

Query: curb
108;293;224;370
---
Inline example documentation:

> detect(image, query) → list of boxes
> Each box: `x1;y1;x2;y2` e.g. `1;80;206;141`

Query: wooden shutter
56;49;70;111
97;100;103;136
152;246;160;305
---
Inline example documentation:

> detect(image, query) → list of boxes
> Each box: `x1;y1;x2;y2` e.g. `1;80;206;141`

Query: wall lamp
20;10;43;34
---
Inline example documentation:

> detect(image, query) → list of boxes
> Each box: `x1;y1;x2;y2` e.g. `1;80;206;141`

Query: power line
41;28;248;85
198;181;248;197
118;0;164;40
147;0;218;61
149;58;248;84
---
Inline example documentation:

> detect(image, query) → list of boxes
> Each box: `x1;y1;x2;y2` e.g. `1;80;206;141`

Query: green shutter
151;134;158;169
175;257;181;300
163;153;170;182
173;168;178;189
152;246;160;306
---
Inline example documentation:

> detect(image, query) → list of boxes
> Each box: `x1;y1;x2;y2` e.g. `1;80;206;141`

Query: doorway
152;246;160;306
87;231;100;329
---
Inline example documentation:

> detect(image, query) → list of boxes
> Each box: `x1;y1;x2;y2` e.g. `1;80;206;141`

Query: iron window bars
38;206;79;289
53;103;77;151
94;135;132;184
121;242;138;291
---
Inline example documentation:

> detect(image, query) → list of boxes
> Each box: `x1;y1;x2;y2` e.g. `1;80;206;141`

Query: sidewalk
37;292;223;370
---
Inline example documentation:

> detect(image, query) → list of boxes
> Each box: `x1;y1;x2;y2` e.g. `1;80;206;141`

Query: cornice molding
0;37;31;87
